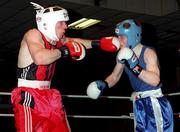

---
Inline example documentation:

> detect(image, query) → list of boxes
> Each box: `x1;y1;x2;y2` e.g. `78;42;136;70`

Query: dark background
0;0;180;132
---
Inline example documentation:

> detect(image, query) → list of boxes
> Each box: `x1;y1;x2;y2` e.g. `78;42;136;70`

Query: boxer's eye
123;23;130;29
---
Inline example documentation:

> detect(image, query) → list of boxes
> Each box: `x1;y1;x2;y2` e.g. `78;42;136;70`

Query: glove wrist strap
59;46;69;58
91;40;100;48
104;80;109;89
132;65;143;76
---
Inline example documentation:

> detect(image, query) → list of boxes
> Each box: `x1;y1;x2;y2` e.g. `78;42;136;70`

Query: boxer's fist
117;47;142;76
86;80;108;99
92;36;120;52
60;41;86;60
117;47;138;68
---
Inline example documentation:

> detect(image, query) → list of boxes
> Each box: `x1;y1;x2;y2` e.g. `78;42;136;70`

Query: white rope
0;92;11;95
65;95;131;99
0;113;133;119
0;92;131;99
68;115;134;119
0;114;14;117
1;91;180;98
165;92;180;96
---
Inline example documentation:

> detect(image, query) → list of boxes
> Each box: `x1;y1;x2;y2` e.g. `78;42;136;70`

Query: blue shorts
133;96;174;132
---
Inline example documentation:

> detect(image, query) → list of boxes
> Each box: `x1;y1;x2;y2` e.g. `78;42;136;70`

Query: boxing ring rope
0;92;131;99
1;91;180;97
0;91;180;119
0;114;134;119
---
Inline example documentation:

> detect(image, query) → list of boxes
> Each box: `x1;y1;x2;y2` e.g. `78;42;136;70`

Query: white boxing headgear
30;2;69;41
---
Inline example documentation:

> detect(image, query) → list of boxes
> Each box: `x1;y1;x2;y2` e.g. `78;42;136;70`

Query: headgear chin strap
115;19;142;49
30;2;69;41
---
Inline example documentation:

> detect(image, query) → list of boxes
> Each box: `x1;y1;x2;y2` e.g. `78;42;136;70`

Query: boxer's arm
25;29;61;65
87;63;124;99
65;36;120;52
138;48;160;86
65;37;92;49
105;62;124;88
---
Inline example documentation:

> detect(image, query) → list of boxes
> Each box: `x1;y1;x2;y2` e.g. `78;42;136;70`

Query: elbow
152;77;160;87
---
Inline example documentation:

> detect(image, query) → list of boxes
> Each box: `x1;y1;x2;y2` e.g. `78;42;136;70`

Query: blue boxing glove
117;47;142;76
86;80;108;99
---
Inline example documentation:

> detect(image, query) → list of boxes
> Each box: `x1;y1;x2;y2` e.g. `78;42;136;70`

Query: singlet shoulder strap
139;46;146;59
38;30;51;49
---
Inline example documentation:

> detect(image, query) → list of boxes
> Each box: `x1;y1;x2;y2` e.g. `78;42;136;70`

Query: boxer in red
11;2;121;132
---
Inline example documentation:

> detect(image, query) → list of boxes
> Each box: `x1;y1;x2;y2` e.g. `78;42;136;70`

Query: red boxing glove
92;36;120;52
60;41;86;60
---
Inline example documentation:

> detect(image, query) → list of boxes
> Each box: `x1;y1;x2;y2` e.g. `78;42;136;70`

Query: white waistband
131;88;163;100
18;79;51;89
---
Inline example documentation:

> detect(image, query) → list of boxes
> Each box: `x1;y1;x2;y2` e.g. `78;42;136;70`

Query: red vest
17;31;63;81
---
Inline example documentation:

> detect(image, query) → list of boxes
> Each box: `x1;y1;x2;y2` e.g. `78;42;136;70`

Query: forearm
105;64;124;88
105;75;120;88
33;48;61;65
66;37;93;49
67;36;120;52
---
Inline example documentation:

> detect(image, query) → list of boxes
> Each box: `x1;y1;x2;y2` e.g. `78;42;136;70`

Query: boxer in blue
86;19;174;132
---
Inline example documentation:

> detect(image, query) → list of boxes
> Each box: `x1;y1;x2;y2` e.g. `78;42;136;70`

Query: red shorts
11;87;70;132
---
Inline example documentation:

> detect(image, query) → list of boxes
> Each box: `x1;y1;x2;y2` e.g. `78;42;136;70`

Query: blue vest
124;46;161;92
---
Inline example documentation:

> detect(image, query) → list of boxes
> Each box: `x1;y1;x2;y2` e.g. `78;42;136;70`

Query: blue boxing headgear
115;19;142;49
